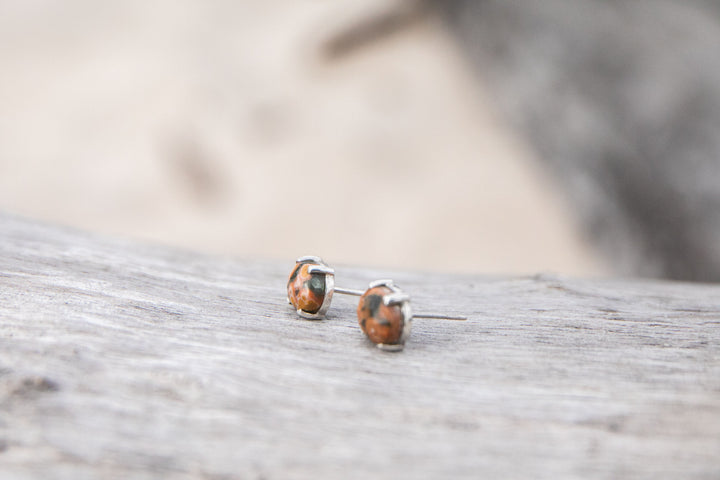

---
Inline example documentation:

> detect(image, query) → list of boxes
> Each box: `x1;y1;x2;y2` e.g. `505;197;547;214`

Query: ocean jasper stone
357;286;405;345
287;261;326;314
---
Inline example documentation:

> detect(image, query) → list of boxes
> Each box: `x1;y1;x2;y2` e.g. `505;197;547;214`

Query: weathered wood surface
0;213;719;480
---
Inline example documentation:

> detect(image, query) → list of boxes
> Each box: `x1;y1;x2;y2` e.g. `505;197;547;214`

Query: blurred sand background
0;0;605;275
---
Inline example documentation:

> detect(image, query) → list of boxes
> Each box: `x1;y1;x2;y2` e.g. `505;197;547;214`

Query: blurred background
1;0;719;280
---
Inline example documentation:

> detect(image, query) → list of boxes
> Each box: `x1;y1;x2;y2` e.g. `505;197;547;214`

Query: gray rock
441;0;720;281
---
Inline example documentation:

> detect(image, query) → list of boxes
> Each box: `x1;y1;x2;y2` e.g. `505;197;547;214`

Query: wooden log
0;213;718;479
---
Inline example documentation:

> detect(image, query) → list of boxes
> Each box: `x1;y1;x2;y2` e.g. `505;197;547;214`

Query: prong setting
383;292;410;306
375;281;413;348
307;265;335;275
356;280;412;351
296;255;323;264
287;256;335;319
368;279;394;289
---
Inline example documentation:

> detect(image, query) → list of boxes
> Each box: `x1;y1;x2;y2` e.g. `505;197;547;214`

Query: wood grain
0;213;718;479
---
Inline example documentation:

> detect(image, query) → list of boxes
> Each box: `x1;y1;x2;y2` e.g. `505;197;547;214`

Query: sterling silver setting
290;256;336;320
366;279;413;351
289;256;365;320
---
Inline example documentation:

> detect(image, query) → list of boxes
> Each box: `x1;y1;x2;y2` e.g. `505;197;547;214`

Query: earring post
413;313;467;321
334;287;365;296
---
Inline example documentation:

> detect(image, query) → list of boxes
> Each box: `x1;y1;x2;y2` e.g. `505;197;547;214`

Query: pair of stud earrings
286;255;466;351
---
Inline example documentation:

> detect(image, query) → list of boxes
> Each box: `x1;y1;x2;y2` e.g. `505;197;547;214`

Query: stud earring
286;255;365;320
346;279;466;351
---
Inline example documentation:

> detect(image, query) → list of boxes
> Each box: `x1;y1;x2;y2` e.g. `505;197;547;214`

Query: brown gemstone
287;261;326;314
356;286;405;345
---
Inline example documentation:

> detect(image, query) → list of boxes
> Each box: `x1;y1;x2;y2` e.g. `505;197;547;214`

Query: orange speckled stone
357;286;405;345
287;261;326;314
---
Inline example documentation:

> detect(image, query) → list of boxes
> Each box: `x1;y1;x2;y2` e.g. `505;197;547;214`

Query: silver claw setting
293;256;335;320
